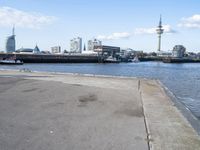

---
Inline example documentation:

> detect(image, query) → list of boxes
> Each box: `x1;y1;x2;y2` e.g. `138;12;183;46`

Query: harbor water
0;62;200;120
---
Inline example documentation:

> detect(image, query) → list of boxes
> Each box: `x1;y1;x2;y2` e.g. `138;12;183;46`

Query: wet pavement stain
79;94;98;103
115;107;144;118
22;88;38;93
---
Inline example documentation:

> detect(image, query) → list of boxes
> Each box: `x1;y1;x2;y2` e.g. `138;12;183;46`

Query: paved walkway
0;70;199;150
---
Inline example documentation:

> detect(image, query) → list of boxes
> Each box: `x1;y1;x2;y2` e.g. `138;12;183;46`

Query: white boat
0;60;23;65
132;56;140;63
104;56;120;63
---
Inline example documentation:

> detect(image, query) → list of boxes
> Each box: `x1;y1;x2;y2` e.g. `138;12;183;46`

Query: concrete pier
0;53;99;63
0;70;199;150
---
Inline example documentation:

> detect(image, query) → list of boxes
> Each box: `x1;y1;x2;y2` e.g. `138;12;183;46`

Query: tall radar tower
156;15;164;51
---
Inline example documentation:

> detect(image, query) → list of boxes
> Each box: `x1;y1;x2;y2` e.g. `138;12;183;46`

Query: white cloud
134;24;176;34
178;14;200;28
96;32;132;40
134;27;156;34
0;7;57;29
96;25;176;41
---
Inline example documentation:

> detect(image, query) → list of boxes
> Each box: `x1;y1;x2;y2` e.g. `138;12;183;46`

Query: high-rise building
172;45;186;58
51;46;61;54
156;16;164;51
88;39;102;51
70;37;82;53
6;27;16;53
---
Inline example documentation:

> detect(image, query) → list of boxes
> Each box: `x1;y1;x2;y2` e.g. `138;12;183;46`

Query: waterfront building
70;37;82;53
156;16;164;52
157;51;172;57
51;46;61;54
197;53;200;59
94;45;120;58
120;48;137;56
186;52;198;59
6;27;16;53
16;45;41;54
119;48;137;62
172;45;186;58
41;51;51;54
88;39;102;51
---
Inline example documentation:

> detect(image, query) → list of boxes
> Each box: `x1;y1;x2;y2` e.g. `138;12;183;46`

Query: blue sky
0;0;200;52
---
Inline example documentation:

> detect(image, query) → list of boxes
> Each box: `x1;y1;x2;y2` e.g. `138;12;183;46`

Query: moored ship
0;59;23;65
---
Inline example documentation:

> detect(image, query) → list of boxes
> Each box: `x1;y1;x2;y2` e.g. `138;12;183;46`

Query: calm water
1;62;200;120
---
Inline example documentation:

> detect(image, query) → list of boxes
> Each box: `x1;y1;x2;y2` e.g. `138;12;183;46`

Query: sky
0;0;200;52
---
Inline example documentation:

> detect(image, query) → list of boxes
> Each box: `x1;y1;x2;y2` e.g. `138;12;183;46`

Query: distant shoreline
1;53;200;63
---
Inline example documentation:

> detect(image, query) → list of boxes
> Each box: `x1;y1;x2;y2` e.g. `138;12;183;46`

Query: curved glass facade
6;35;15;53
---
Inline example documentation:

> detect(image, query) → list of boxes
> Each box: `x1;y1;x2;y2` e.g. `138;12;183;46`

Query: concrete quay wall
0;53;99;63
0;70;199;150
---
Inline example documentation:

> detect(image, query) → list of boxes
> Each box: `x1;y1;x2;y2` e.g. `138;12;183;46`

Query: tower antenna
12;25;15;36
156;15;164;51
